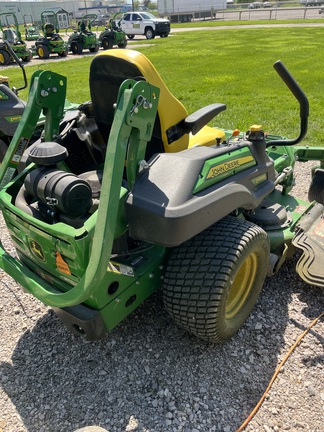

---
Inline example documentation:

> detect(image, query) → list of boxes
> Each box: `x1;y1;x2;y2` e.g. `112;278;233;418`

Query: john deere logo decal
29;240;46;261
206;156;255;179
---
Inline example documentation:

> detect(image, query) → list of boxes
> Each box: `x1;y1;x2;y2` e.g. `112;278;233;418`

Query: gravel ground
0;160;323;432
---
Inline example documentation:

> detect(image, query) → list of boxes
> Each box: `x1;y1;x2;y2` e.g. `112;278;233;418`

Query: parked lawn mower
0;41;77;164
0;50;323;343
0;41;28;162
68;14;99;55
32;10;68;60
23;15;41;41
98;16;127;50
0;13;33;65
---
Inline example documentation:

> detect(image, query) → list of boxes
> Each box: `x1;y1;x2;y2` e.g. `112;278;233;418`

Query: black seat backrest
89;51;164;160
89;50;191;158
45;23;54;36
3;28;16;43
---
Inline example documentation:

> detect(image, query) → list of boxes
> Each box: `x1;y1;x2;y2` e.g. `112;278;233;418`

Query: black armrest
184;103;226;135
166;103;226;144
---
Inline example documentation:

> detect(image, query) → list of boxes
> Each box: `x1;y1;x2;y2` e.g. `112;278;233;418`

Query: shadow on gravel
292;287;324;367
0;256;322;432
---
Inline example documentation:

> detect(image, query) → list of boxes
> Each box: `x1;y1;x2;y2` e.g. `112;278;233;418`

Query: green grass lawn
5;24;324;146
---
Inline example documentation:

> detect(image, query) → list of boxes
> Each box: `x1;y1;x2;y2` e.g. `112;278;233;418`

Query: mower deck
293;202;324;286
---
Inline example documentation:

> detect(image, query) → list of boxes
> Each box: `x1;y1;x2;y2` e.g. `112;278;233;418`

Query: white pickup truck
118;11;170;40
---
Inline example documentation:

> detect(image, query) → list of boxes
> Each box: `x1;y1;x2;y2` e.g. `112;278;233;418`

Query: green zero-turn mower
0;13;33;65
0;49;323;343
68;14;99;55
0;41;78;164
23;14;41;41
0;41;31;162
32;10;69;60
98;15;127;50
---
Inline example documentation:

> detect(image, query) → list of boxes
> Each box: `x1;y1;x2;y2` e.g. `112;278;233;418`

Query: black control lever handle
273;60;309;119
267;61;308;147
4;40;28;93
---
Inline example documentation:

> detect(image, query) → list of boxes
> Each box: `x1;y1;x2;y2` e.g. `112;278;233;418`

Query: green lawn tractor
0;41;28;161
0;41;77;164
68;14;99;55
0;13;33;65
98;16;127;50
32;10;68;60
23;14;41;41
0;50;323;343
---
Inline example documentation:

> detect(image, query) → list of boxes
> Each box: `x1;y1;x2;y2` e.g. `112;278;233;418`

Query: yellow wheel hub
225;253;258;319
0;53;4;64
38;47;44;57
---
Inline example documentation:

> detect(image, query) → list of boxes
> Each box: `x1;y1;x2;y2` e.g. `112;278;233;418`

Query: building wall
0;1;115;24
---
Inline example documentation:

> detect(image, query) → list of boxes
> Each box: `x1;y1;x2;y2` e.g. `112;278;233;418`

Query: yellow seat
90;49;225;156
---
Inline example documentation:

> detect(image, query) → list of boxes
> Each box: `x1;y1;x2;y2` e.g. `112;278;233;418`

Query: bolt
139;160;149;171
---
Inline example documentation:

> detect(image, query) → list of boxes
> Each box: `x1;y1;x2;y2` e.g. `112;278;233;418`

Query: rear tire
308;168;324;205
58;50;68;57
71;41;82;55
89;43;99;52
117;40;127;48
163;216;270;343
102;37;113;50
22;52;32;62
127;34;135;39
37;45;50;59
0;49;10;65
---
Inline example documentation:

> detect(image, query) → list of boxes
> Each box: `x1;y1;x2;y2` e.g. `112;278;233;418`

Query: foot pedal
292;203;324;287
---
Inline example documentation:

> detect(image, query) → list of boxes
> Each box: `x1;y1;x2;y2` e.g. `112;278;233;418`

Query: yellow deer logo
29;240;46;262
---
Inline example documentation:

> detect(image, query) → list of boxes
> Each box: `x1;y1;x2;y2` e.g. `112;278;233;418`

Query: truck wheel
0;139;8;164
163;216;270;343
127;34;135;39
102;37;113;50
37;45;50;59
71;41;83;55
308;168;324;205
0;49;10;65
145;27;155;39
